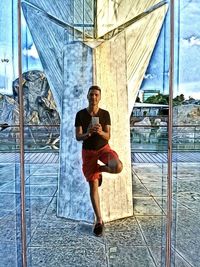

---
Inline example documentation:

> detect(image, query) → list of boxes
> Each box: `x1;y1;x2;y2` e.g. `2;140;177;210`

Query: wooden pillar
94;32;133;221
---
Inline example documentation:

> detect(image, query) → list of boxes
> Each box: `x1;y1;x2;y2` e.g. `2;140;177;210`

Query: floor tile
174;240;199;267
136;216;166;246
141;182;167;197
25;185;57;197
107;246;156;267
174;251;193;267
132;182;151;197
0;242;21;267
0;193;20;211
133;197;165;216
104;217;145;247
0;214;21;243
150;246;192;267
149;246;165;267
26;175;57;185
176;192;200;212
28;245;106;267
177;180;200;194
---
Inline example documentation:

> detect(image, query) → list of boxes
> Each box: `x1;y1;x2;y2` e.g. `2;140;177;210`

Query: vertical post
93;0;97;39
166;0;174;266
17;1;27;266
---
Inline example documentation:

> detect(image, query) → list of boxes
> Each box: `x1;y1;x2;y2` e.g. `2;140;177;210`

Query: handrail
1;123;200;127
0;124;60;127
131;124;200;127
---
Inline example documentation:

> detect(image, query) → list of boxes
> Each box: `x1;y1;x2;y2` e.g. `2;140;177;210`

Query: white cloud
144;73;155;79
181;36;200;47
189;92;200;99
175;82;200;100
23;44;39;59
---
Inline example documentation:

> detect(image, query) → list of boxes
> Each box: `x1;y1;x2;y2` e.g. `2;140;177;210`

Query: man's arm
75;126;91;141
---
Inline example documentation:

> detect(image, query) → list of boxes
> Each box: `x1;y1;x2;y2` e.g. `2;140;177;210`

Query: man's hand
93;123;103;135
92;124;110;140
76;125;93;141
76;124;110;141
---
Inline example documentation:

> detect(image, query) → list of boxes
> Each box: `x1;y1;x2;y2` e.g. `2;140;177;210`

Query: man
75;85;123;237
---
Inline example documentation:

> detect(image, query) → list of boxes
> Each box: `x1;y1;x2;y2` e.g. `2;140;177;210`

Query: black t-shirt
75;108;111;150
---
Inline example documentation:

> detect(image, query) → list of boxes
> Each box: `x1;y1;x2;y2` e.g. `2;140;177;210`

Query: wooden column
94;32;133;221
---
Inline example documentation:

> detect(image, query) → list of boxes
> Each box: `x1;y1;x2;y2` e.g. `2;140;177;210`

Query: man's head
87;85;101;106
88;85;101;94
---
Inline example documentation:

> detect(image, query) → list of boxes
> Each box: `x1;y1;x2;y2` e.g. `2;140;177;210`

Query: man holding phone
75;85;123;237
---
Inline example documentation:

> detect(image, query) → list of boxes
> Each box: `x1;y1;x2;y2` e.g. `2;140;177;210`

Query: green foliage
173;94;185;106
144;93;185;106
144;93;169;105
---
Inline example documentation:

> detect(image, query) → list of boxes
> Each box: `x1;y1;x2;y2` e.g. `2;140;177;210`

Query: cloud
144;73;155;79
181;36;200;47
176;82;200;99
23;44;39;59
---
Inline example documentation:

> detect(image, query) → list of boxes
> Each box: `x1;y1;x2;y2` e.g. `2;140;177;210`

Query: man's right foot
98;174;102;187
93;221;104;237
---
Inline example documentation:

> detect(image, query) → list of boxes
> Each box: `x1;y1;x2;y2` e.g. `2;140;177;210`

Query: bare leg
89;180;102;224
99;158;123;174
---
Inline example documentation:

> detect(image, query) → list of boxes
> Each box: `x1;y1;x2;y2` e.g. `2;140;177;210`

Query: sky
0;1;42;95
0;0;200;99
141;0;200;100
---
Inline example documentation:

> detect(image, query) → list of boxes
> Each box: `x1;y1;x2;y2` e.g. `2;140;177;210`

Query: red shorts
82;144;119;182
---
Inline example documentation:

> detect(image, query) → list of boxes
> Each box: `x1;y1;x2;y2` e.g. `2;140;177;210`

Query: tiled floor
0;156;200;266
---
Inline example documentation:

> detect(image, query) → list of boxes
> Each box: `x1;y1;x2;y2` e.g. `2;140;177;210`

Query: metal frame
166;0;174;266
18;1;27;266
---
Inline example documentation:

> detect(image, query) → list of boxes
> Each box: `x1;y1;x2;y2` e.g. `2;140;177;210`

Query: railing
1;122;200;152
0;124;60;152
131;123;200;152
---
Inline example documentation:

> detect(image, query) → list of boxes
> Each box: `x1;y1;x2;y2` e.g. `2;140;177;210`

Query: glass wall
131;1;200;266
0;1;200;266
0;1;59;266
0;1;22;266
172;0;200;266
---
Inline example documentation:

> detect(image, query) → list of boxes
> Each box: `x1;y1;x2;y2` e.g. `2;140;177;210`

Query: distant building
137;90;144;102
131;102;168;117
143;89;160;102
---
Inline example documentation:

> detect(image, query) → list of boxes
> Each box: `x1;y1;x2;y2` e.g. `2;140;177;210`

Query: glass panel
21;3;61;267
131;2;169;266
0;1;60;266
172;0;200;266
0;1;22;266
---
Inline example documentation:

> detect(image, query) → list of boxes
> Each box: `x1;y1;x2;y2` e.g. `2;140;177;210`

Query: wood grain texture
97;0;163;37
95;31;133;221
126;4;168;115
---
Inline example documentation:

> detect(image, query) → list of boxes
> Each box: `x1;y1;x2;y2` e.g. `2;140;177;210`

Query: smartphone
91;117;99;126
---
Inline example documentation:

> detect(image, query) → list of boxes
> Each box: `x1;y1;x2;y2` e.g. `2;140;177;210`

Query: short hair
88;85;101;93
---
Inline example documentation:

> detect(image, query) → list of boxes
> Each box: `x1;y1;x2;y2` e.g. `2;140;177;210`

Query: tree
173;94;185;106
144;93;169;105
145;93;186;106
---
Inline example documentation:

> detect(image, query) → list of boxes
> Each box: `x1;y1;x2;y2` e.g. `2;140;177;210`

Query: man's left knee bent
115;161;123;173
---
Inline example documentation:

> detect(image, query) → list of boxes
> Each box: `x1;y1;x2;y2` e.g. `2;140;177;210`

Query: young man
75;85;123;237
